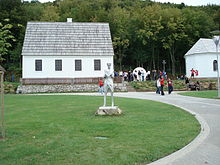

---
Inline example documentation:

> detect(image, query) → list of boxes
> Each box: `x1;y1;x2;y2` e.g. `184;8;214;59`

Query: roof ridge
28;21;109;24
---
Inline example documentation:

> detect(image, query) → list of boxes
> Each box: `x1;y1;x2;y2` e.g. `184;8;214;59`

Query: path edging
147;104;210;165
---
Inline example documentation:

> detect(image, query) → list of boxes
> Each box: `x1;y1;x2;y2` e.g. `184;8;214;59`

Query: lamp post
212;31;220;97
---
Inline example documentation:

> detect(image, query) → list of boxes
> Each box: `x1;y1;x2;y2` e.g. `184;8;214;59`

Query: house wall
185;53;219;78
22;56;113;78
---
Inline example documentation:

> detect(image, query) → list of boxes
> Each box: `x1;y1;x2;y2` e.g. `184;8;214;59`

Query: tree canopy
0;0;219;80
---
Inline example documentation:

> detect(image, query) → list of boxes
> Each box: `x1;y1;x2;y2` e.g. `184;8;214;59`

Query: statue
103;63;114;107
96;63;122;115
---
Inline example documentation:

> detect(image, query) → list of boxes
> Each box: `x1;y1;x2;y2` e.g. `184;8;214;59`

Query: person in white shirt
156;77;161;94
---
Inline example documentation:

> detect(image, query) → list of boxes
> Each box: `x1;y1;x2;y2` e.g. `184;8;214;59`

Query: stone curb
147;104;210;165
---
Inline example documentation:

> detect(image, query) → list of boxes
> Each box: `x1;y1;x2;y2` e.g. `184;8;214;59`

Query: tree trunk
157;50;159;70
152;44;155;69
119;59;122;71
169;48;176;75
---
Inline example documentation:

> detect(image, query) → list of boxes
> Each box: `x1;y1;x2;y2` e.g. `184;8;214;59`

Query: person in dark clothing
185;77;190;90
167;78;173;94
128;71;131;82
195;81;200;91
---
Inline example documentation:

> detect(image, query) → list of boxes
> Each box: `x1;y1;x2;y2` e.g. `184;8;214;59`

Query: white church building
21;19;114;84
185;38;220;78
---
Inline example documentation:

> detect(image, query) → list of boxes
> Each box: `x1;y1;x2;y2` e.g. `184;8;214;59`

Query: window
35;60;42;71
213;60;218;71
55;60;62;71
94;59;101;71
75;60;82;71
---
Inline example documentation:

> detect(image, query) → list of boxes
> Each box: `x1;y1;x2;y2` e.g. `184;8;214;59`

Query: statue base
96;106;122;116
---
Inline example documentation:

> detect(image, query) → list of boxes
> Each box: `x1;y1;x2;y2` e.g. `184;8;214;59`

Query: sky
35;0;220;6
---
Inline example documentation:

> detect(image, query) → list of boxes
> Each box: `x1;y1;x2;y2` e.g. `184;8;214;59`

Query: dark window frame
55;59;62;71
213;60;218;71
35;59;42;71
94;59;101;71
75;59;82;71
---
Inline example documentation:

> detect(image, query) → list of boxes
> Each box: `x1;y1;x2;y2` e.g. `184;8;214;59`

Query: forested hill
0;0;220;80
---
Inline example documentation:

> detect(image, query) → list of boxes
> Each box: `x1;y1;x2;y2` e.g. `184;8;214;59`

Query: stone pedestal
96;106;122;116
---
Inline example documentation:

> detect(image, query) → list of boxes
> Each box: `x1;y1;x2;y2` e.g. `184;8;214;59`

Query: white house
185;38;220;78
21;19;114;84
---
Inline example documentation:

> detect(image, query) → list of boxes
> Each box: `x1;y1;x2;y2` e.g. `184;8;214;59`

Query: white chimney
67;18;72;23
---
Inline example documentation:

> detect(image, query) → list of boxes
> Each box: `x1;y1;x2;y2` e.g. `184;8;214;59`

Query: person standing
160;76;165;95
167;78;173;94
138;70;141;81
141;70;145;81
98;79;104;94
128;71;131;82
156;77;161;94
190;68;195;78
152;70;157;80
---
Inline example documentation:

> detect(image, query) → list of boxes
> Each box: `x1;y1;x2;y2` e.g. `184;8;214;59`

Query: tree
40;5;60;22
137;5;163;69
23;2;44;21
182;8;215;45
113;37;129;71
160;8;187;75
0;20;16;62
214;8;220;29
108;7;130;70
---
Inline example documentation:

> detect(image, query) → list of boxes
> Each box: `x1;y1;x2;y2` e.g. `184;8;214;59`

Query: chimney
67;18;72;23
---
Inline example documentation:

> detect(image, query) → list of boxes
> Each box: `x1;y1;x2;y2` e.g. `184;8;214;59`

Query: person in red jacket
98;79;104;94
167;78;173;94
160;76;165;95
190;68;195;78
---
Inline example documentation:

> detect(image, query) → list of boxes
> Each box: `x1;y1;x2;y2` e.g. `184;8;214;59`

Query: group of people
98;67;201;95
156;76;173;95
185;77;200;91
114;69;167;82
114;70;149;82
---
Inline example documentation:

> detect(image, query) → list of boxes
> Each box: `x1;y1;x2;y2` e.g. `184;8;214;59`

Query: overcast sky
36;0;220;6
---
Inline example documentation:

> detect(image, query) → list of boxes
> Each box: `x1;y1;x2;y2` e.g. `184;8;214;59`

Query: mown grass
179;90;219;99
0;95;200;165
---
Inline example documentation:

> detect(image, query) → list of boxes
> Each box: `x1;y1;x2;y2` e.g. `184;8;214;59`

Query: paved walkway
36;91;220;165
113;92;220;165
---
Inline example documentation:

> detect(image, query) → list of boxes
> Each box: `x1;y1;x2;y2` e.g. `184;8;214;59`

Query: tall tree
108;7;130;70
113;37;129;71
137;5;163;69
160;8;187;75
40;5;60;21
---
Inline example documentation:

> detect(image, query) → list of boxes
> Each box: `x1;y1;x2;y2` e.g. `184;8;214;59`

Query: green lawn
0;95;200;165
179;90;218;99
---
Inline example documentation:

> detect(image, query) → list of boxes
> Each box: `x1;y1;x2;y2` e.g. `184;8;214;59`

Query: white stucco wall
22;56;113;78
185;53;219;78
